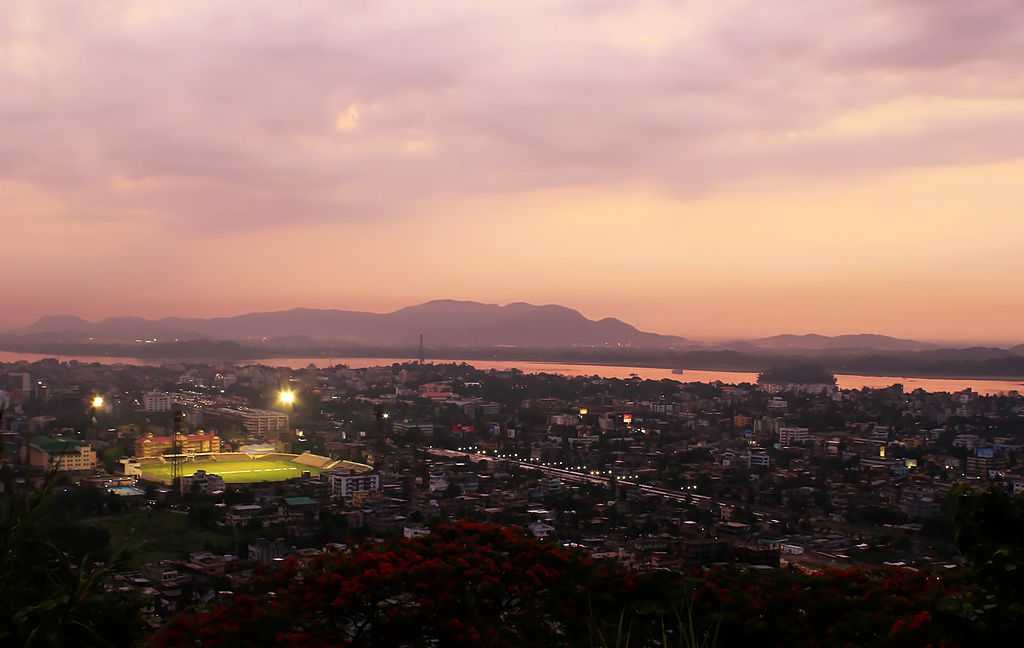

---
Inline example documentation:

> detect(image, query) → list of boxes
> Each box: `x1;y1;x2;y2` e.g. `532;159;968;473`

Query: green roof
30;436;86;453
283;496;317;506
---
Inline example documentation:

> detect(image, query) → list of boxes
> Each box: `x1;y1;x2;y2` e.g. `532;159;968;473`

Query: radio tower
418;333;425;364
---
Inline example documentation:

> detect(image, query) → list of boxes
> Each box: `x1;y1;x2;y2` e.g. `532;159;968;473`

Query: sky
3;0;1023;344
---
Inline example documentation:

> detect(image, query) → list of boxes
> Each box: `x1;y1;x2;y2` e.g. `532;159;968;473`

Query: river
2;351;1022;395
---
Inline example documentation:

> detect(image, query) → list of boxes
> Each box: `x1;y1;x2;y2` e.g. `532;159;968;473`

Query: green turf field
139;458;319;484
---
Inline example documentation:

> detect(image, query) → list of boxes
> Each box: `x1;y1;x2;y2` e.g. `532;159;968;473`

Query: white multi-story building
392;422;435;438
778;426;810;446
205;407;290;440
403;525;431;539
326;470;380;499
748;451;771;469
953;434;982;450
761;382;836;396
234;408;290;437
143;391;173;412
179;469;226;495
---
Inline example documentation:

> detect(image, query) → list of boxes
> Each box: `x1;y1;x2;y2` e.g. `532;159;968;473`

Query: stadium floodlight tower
171;409;186;485
0;390;9;462
277;389;297;407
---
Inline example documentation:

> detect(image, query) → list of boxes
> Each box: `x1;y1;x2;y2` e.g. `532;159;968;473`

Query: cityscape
4;1;1024;646
2;354;1023;645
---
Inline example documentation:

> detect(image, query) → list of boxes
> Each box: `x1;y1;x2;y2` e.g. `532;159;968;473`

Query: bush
156;522;984;647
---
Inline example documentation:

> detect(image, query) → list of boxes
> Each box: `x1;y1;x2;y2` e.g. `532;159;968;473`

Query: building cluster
2;357;1023;623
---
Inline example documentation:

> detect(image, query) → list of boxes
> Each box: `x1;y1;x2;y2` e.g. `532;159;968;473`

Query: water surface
3;351;1019;395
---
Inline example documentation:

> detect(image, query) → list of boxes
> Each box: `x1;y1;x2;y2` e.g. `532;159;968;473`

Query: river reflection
2;351;1021;395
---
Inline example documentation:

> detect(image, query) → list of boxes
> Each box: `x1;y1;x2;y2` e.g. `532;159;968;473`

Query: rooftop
30;436;86;453
284;496;318;506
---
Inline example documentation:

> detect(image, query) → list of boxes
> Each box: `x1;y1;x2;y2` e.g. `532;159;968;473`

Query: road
426;448;718;508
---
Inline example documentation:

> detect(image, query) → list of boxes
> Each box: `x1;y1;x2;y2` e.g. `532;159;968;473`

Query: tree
948;486;1024;595
156;521;981;648
758;363;836;386
943;486;1024;640
188;502;220;530
1;475;144;647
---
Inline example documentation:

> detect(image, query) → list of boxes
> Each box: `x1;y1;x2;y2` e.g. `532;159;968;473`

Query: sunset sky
3;0;1023;343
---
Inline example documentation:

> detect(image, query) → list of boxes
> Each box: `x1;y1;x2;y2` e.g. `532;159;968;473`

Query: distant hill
18;300;690;349
746;333;936;352
26;315;204;340
1012;344;1024;356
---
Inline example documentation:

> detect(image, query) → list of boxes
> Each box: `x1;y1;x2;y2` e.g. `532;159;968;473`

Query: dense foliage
5;473;1024;646
945;485;1024;632
157;520;996;648
758;363;836;386
157;521;601;647
0;469;145;647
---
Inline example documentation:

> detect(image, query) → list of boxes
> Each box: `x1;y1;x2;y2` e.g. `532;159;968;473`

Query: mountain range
742;333;937;352
16;300;690;349
10;300;1018;353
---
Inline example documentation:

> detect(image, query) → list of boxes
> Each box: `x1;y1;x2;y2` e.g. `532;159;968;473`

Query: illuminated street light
277;389;297;407
91;395;105;409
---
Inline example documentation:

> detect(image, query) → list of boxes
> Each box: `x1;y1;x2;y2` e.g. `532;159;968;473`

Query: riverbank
2;350;1022;395
3;344;1024;382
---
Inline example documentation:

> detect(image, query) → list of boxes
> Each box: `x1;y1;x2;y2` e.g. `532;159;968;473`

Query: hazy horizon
3;299;1020;347
5;1;1023;343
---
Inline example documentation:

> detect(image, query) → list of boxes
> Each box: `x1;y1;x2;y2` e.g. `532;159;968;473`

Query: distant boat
672;368;685;375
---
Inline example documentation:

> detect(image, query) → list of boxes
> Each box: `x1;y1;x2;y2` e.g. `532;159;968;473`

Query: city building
419;382;454;399
393;422;435;438
282;496;320;526
748;451;771;469
225;504;265;527
204;407;290;440
778;426;810;446
179;469;225;495
528;521;555;539
404;525;431;539
953;434;981;450
24;436;98;471
761;382;836;396
134;431;222;458
966;454;1006;479
326;469;381;499
143;391;173;412
6;372;32;394
549;413;581;427
248;538;288;563
428;472;449;493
